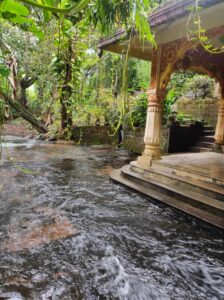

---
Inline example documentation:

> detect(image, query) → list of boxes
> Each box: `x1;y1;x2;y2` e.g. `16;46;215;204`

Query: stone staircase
110;153;224;230
190;126;215;153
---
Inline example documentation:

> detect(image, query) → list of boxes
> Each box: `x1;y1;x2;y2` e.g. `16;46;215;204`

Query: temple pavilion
98;0;224;229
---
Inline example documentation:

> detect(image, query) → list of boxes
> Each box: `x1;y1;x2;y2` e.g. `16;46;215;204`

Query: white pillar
215;99;224;145
137;89;166;168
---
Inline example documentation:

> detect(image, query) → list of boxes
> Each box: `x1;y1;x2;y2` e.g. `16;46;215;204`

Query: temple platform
110;152;224;229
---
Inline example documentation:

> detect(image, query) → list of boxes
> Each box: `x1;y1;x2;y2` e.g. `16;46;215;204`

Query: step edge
110;169;224;229
130;162;224;195
122;166;224;211
152;160;223;183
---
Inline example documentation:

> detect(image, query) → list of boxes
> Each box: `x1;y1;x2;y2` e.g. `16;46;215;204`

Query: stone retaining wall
176;98;218;127
123;126;170;154
72;126;118;145
72;124;212;154
123;123;206;154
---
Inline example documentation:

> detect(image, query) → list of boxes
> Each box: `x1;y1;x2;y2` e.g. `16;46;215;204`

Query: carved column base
137;145;161;168
213;143;223;153
215;99;224;145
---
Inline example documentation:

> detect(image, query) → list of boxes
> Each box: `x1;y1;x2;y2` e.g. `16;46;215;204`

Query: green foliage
0;0;29;17
188;0;224;54
129;93;148;127
167;71;195;95
163;89;180;122
0;99;4;126
0;58;9;77
0;0;157;46
182;75;214;99
163;71;215;124
0;0;163;139
0;0;44;38
18;0;90;14
162;71;194;123
175;112;203;126
90;0;156;44
128;59;150;91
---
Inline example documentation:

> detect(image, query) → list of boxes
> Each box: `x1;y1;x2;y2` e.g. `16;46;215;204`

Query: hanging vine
188;0;224;54
0;99;4;159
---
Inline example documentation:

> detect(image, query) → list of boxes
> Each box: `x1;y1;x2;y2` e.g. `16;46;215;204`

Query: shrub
183;75;214;99
129;93;148;128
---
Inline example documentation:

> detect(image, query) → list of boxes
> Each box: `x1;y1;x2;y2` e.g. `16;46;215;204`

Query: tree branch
17;0;90;14
0;91;48;134
20;76;37;89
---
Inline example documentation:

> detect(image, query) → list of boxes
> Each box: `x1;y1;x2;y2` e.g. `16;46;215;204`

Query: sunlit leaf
10;15;32;24
1;11;16;18
27;24;44;39
0;64;10;77
0;0;30;16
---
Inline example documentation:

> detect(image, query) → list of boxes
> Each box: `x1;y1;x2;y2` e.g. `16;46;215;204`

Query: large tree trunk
19;76;36;107
0;38;47;134
5;58;47;133
2;94;47;134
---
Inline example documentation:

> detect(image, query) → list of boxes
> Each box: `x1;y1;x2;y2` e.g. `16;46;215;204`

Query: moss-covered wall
176;98;218;127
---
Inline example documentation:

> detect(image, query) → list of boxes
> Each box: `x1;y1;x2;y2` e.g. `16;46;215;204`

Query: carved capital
148;103;162;113
147;89;157;102
147;88;167;104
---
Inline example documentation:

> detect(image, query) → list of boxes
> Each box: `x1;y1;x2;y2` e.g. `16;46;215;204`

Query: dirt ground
2;119;37;137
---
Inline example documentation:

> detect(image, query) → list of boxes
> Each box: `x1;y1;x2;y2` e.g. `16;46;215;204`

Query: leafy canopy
0;0;158;45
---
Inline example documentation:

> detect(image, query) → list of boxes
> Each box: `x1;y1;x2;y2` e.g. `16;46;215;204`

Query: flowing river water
0;136;223;300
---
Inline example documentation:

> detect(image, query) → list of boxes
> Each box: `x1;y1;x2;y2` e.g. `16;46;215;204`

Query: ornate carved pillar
138;89;166;167
137;47;167;168
215;99;224;145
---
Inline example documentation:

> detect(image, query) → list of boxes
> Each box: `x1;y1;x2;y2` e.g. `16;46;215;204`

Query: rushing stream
0;136;223;300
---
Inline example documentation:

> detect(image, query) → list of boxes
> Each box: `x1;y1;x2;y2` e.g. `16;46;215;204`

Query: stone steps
196;141;214;149
203;130;215;136
190;126;215;153
203;126;214;131
189;147;212;152
122;165;224;214
131;161;224;201
110;168;224;229
201;135;214;143
152;159;224;186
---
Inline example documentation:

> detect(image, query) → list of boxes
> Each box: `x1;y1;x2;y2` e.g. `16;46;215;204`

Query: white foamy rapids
99;246;130;298
1;136;37;149
97;246;169;300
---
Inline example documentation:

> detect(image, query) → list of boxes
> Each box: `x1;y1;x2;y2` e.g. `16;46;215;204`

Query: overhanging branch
17;0;90;14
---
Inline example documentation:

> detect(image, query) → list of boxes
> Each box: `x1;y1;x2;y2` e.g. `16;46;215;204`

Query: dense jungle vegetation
0;0;215;140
